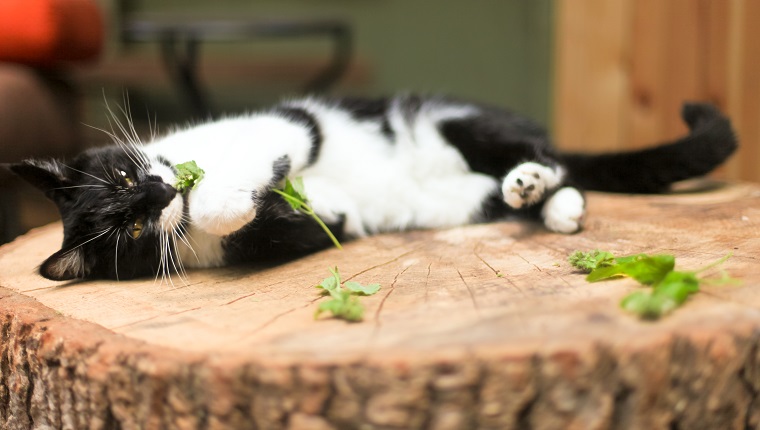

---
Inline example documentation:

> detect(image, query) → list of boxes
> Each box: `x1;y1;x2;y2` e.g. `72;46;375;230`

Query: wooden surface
1;182;760;429
553;0;760;183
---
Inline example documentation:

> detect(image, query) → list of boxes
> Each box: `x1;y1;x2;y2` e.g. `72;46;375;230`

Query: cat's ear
6;159;73;204
39;247;89;281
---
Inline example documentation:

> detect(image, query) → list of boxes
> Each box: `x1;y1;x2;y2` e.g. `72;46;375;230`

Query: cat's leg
182;113;318;237
540;186;585;233
501;162;564;209
188;180;261;237
500;162;585;233
436;102;586;233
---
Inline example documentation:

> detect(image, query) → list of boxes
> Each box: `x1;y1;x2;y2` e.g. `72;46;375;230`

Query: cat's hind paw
502;162;563;209
541;187;585;233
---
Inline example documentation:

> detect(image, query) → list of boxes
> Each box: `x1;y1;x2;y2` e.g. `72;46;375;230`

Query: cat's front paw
502;162;563;209
189;187;257;237
541;187;585;233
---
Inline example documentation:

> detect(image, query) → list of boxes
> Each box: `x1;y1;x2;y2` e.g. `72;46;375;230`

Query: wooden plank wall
554;0;760;182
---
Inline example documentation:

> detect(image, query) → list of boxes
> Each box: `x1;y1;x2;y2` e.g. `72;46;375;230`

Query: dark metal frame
120;17;353;119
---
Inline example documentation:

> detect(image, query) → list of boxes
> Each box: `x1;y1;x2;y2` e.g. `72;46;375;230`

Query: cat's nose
146;182;178;208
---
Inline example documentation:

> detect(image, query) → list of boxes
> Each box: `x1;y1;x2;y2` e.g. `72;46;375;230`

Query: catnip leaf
620;291;672;320
655;271;700;302
277;178;304;211
587;254;674;285
289;176;308;202
568;250;616;272
272;177;343;250
314;292;364;322
174;161;205;193
573;249;736;320
313;267;381;322
344;281;381;296
316;275;339;296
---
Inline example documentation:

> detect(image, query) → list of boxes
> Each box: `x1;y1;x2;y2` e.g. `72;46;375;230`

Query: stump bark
1;182;760;429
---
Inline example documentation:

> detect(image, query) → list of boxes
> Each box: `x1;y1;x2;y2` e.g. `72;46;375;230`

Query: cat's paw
502;162;563;209
189;187;257;237
541;187;585;233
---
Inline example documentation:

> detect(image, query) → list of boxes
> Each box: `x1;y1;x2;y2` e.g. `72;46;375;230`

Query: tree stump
0;182;759;429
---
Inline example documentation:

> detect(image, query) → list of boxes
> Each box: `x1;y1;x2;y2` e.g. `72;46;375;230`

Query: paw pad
502;162;561;209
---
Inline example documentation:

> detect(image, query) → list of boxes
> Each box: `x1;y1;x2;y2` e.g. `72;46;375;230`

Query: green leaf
272;177;342;250
344;281;381;296
654;271;700;304
314;292;364;322
316;275;339;297
620;291;671;320
568;250;616;272
289;177;308;202
587;254;675;285
313;267;381;322
174;161;205;193
573;249;737;320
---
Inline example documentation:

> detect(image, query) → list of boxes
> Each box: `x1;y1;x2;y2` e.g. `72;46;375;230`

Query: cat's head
8;145;183;281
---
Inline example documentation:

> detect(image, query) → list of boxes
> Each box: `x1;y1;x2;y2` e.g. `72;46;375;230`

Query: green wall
112;0;554;124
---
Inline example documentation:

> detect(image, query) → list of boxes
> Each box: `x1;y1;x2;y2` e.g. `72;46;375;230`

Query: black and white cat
7;95;736;281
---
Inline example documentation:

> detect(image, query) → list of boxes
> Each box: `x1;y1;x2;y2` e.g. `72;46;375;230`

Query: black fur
271;106;322;165
6;95;738;281
331;96;395;141
559;103;738;193
9;147;178;280
223;192;347;264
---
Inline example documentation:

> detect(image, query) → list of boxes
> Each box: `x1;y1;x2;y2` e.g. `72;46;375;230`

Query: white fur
502;162;564;209
142;98;566;269
144;115;314;268
541;187;585;233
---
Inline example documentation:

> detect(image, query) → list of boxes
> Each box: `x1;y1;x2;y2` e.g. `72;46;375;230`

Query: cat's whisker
84;121;147;173
120;95;148;152
168;233;189;283
174;226;198;263
50;185;108;191
96;156;119;186
157;230;173;287
100;98;151;174
60;163;110;185
146;108;158;141
164;220;190;284
114;231;121;281
109;100;150;170
65;227;113;255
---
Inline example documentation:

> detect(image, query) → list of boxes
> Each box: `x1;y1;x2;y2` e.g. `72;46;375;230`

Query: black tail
559;103;738;193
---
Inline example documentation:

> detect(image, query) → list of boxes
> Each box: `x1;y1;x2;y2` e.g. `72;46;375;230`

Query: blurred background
0;0;757;244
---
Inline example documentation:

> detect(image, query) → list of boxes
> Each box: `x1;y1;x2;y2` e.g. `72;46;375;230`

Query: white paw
502;162;564;209
189;186;257;237
542;187;585;233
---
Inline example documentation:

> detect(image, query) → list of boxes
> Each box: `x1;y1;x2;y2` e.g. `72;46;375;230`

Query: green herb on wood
570;250;736;320
272;177;343;250
314;267;381;322
174;161;205;194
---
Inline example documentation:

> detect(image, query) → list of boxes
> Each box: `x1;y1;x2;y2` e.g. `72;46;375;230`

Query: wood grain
0;183;759;428
554;0;760;183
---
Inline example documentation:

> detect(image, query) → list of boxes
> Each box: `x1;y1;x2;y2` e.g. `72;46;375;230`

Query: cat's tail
558;103;738;193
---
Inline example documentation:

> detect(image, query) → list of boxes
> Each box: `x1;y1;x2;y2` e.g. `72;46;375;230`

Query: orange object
0;0;103;66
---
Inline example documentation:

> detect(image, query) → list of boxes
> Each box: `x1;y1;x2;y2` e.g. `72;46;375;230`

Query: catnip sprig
314;267;381;322
569;250;736;320
174;161;205;194
272;177;343;250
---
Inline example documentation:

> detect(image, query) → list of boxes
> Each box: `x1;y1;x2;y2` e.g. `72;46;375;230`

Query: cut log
1;182;759;429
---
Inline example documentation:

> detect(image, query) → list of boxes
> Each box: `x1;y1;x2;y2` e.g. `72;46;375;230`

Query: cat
7;94;737;281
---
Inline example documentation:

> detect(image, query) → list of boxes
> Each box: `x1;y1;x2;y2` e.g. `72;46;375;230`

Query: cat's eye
119;170;135;188
130;217;144;239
